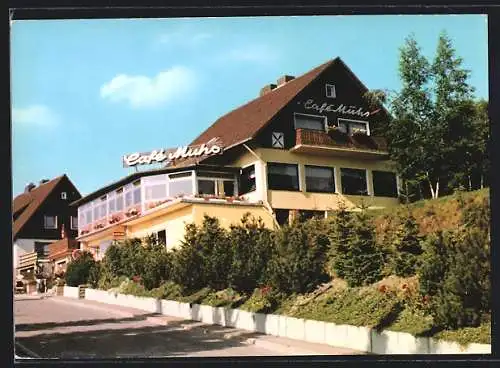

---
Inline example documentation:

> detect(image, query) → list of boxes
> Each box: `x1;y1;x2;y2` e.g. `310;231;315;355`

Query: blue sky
11;15;488;197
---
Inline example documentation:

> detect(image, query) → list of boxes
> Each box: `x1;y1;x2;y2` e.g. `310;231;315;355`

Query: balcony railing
295;129;388;152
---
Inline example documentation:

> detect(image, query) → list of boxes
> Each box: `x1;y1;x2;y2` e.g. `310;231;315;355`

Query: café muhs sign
123;138;224;168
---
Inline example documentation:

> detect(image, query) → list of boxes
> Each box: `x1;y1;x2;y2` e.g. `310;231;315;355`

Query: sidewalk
44;297;365;355
47;296;156;319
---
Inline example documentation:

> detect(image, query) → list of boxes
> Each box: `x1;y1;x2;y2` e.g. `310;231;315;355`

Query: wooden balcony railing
18;252;38;270
295;129;388;152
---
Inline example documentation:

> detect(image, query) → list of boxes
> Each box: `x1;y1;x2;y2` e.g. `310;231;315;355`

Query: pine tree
329;200;354;278
392;208;423;277
343;207;384;287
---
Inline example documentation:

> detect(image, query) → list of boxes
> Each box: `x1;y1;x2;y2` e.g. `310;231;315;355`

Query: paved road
14;295;362;358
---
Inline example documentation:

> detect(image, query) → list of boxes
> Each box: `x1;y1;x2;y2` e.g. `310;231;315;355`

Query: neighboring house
49;233;80;277
13;175;82;277
73;57;401;256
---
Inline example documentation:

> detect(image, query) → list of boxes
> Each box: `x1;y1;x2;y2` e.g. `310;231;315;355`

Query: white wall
79;288;491;355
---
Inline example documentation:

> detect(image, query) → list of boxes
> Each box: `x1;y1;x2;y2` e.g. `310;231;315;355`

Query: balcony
17;251;49;271
292;129;389;160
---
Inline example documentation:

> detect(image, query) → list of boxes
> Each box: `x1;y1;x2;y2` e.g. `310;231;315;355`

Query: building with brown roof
72;57;400;257
13;175;82;277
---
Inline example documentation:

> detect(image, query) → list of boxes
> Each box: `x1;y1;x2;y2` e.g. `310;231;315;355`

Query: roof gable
12;175;78;239
189;58;336;149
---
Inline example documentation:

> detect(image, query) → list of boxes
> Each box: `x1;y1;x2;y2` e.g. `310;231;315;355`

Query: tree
366;32;480;199
65;251;99;287
228;213;273;293
329;200;354;278
392;209;423;277
342;208;384;287
266;219;329;294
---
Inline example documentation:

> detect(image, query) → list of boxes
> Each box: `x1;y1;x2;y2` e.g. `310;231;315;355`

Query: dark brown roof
189;58;336;149
13;175;67;239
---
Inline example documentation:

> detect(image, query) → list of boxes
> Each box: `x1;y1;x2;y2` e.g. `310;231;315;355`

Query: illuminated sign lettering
298;99;371;118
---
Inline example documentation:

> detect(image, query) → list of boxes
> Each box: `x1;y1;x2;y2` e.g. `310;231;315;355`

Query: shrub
328;201;354;278
266;219;329;294
392;209;423;277
228;213;273;293
240;287;284;314
65;251;99;287
341;208;384;287
171;216;231;293
148;281;183;300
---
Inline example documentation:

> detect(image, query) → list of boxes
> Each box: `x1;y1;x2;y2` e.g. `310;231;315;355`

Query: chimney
259;83;277;97
39;179;50;185
276;75;295;87
24;183;36;193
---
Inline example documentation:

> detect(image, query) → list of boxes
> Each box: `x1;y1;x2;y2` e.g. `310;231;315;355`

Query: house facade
73;57;400;257
13;175;82;277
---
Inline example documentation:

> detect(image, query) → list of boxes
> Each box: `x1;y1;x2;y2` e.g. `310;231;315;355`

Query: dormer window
325;84;336;99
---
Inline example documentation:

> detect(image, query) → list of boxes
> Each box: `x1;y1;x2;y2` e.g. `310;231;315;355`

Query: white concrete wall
63;286;80;298
78;288;491;355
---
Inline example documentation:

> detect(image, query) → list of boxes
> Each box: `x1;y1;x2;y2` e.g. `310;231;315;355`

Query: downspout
242;144;281;229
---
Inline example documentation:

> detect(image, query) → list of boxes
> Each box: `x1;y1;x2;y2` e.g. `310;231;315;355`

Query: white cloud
12;105;60;127
217;44;279;64
100;66;197;108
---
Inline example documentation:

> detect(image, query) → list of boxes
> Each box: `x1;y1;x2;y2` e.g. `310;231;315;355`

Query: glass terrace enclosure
78;169;238;234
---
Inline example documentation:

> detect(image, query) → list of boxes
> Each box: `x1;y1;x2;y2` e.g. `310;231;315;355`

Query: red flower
378;285;388;293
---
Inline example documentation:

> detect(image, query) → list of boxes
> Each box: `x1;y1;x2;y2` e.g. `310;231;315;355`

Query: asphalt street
14;295;362;359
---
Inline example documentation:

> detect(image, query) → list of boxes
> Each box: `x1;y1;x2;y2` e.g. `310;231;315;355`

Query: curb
49;298;136;318
244;337;322;355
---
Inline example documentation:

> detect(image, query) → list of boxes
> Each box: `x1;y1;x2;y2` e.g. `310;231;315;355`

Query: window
240;165;256;194
145;184;167;200
294;114;326;131
325;84;336;98
272;132;285;148
373;171;398;197
99;203;107;218
79;212;85;227
61;192;67;200
223;180;235;196
168;172;193;197
109;196;116;213
157;230;167;246
274;209;289;226
44;215;57;229
93;204;100;220
338;118;370;136
198;179;216;195
71;216;78;230
85;208;92;224
125;191;133;208
305;166;335;193
341;168;368;196
116;189;124;211
267;163;299;191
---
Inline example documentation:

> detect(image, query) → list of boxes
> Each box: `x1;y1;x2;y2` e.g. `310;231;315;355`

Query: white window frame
337;118;371;136
70;216;78;230
167;170;194;197
325;83;336;99
44;215;58;229
293;113;328;132
61;192;67;200
196;173;237;197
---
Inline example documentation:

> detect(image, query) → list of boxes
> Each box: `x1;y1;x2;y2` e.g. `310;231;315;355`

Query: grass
434;321;491;346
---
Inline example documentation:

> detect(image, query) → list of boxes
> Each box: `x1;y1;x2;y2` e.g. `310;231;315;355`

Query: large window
240;165;256;194
274;209;290;226
267;163;299;191
305;166;335;193
197;171;236;197
85;207;92;225
116;188;124;211
338;118;370;136
341;168;368;195
373;171;398;197
294;113;326;131
144;175;168;201
168;172;193;198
